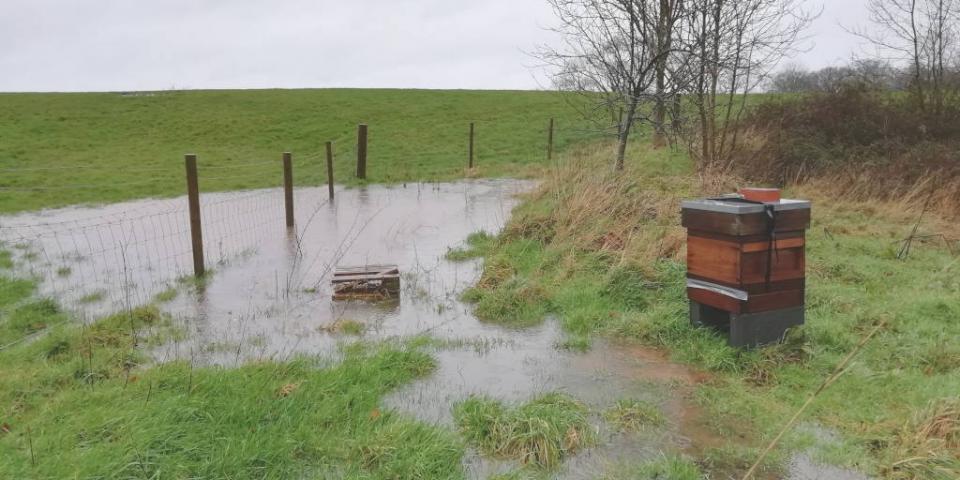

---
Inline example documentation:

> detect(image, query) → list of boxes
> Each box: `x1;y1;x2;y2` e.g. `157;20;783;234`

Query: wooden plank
743;289;804;313
682;209;810;236
332;273;400;283
334;264;398;273
689;286;804;314
741;236;805;253
687;274;804;294
688;287;742;314
688;229;804;244
687;236;741;285
740;248;805;284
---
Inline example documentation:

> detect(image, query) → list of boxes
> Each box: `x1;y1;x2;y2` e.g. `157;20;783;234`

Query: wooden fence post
468;122;475;168
356;123;368;179
283;152;294;227
184;154;204;277
547;118;554;161
325;141;335;200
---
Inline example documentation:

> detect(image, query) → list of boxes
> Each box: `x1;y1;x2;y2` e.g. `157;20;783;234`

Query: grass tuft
884;398;960;479
626;454;707;480
603;399;665;432
453;392;594;469
152;286;178;303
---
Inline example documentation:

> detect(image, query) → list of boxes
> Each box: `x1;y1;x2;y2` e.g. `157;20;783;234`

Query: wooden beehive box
681;196;811;315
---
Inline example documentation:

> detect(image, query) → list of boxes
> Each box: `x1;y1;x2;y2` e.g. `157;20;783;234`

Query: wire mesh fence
0;117;605;328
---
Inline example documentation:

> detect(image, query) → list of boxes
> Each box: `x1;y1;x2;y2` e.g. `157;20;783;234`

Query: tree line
538;0;960;172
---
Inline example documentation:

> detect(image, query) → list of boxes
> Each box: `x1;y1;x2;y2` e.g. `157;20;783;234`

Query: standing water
0;179;865;478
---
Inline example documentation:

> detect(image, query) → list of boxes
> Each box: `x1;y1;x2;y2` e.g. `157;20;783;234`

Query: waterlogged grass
463;141;960;478
453;393;594;469
0;89;604;213
0;277;66;347
602;399;665;432
152;286;178;303
0;272;465;478
599;454;705;480
78;290;106;304
445;231;496;261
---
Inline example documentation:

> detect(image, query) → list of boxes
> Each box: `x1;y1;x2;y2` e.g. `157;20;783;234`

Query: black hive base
689;301;804;348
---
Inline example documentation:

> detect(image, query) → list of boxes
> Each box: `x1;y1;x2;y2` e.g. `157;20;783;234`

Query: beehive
681;195;811;347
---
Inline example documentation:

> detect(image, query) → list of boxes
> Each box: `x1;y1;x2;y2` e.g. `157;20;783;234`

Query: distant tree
849;0;960;115
770;63;817;92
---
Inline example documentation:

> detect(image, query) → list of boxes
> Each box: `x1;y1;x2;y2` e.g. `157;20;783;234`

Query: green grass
152;286;178;303
0;277;66;347
0;250;12;269
0;276;464;478
0;89;603;213
599;454;705;479
78;290;107;304
462;140;960;477
452;393;594;469
338;319;366;336
603;399;665;432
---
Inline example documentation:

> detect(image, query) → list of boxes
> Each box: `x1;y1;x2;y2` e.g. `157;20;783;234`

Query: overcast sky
0;0;871;92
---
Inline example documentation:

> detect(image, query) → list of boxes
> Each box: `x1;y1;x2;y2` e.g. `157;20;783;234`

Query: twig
897;189;935;259
27;426;36;467
741;319;888;480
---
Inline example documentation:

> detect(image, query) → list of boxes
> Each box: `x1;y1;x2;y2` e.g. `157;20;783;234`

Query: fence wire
0;117;604;347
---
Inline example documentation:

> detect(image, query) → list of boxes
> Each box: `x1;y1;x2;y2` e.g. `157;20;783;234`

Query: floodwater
0;179;870;479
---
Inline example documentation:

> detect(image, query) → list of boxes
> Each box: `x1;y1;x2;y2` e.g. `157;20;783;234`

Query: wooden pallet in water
332;264;400;300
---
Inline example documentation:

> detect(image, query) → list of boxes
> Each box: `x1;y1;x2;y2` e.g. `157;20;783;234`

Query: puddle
0;179;869;479
385;320;719;478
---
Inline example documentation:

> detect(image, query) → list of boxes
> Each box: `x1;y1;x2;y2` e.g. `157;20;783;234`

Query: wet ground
0;179;870;479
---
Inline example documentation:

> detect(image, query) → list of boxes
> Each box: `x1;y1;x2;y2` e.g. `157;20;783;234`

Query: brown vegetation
732;87;960;219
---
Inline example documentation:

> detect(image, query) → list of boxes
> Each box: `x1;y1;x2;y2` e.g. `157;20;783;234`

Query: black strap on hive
763;204;778;290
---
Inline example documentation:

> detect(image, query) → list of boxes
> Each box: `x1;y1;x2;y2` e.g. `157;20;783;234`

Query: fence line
0;116;594;347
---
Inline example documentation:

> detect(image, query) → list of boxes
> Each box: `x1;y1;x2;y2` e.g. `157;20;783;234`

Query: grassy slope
0;89;600;213
460;141;960;478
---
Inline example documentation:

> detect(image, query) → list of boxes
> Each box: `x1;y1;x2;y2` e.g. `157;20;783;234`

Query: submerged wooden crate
332;264;400;300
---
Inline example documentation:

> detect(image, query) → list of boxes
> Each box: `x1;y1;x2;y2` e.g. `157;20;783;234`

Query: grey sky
0;0;870;92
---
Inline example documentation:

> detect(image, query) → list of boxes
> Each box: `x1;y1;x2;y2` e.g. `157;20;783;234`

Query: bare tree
849;0;960;115
538;0;686;170
675;0;816;171
652;0;685;147
538;0;813;171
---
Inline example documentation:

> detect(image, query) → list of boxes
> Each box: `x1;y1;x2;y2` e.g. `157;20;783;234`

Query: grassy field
459;142;960;478
1;88;957;478
0;88;602;213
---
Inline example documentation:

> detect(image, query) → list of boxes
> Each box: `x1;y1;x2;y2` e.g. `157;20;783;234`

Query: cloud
0;0;863;92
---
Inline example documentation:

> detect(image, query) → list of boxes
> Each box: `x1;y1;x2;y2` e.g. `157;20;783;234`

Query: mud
0;179;870;479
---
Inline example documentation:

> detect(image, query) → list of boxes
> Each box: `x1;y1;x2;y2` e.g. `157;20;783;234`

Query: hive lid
681;195;810;214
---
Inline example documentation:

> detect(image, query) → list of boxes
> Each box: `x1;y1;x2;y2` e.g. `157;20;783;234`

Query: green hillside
0;89;601;213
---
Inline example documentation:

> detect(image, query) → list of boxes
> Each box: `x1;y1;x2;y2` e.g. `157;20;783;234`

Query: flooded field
0;179;868;479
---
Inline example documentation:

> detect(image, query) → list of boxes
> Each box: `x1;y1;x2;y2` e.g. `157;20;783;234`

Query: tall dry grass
509;141;958;271
884;398;960;480
506;143;737;272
